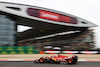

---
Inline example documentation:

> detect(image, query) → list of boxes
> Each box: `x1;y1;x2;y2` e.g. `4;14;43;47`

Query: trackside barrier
43;50;100;54
0;47;100;54
44;50;61;54
62;51;79;54
0;47;39;54
39;51;44;54
80;51;98;54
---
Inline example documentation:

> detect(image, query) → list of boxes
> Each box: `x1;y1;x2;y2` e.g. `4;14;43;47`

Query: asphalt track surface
0;61;100;67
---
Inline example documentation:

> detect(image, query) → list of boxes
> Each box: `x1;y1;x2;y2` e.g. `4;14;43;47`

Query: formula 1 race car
34;54;78;64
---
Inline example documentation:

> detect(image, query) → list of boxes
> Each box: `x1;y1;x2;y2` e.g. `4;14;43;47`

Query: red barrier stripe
84;50;92;54
66;50;74;54
48;50;55;54
0;60;7;61
67;53;73;54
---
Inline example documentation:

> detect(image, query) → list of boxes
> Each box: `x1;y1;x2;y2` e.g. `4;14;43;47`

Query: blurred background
0;0;100;54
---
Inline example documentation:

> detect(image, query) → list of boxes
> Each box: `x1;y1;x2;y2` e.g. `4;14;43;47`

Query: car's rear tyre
67;59;74;64
72;55;78;63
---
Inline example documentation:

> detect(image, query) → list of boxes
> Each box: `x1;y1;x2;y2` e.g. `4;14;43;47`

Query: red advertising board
27;8;77;24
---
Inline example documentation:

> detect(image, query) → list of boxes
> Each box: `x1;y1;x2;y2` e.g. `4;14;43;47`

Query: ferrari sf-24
34;55;78;64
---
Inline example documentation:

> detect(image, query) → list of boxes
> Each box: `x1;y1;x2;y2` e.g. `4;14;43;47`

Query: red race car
34;54;78;64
